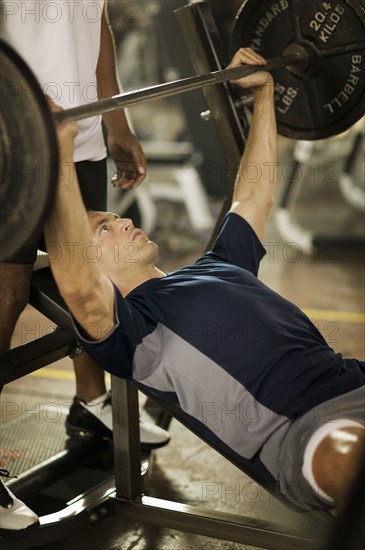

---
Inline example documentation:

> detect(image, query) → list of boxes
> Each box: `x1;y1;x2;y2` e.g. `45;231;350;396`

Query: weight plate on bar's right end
231;0;365;140
0;39;59;262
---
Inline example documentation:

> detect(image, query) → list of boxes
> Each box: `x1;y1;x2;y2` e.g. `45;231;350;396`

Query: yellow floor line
302;309;365;324
28;368;75;380
25;309;363;381
27;368;112;381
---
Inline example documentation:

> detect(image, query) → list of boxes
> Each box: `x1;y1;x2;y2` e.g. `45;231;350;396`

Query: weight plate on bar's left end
231;0;365;140
0;39;59;262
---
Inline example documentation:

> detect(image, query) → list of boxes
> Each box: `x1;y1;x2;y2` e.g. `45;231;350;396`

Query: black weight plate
0;39;59;262
231;0;365;140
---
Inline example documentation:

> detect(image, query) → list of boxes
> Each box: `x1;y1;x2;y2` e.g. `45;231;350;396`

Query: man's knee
0;263;33;307
312;425;365;503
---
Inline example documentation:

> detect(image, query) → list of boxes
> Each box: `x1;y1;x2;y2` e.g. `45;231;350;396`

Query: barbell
0;0;364;261
54;52;302;124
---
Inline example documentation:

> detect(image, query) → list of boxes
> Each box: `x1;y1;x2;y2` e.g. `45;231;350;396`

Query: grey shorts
276;385;365;511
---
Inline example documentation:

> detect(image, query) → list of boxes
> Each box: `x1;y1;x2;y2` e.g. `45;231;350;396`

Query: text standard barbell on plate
231;0;365;140
0;0;364;261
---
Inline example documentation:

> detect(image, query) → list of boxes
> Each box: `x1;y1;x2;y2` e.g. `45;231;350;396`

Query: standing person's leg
0;247;40;530
0;263;34;355
66;160;170;448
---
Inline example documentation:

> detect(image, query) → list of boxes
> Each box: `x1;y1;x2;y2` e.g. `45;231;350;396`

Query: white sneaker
139;421;171;450
67;393;171;450
0;473;39;532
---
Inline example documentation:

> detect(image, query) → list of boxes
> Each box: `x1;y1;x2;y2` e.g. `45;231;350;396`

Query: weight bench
1;266;335;549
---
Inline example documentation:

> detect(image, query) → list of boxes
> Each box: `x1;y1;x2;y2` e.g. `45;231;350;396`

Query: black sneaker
66;394;170;450
0;471;39;532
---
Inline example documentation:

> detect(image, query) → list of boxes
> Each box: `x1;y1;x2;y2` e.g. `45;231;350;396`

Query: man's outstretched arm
44;119;115;341
228;48;277;241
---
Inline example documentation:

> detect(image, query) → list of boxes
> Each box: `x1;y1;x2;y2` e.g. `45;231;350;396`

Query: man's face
87;211;158;272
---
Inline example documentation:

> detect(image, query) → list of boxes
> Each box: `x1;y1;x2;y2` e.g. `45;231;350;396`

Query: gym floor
1;126;364;549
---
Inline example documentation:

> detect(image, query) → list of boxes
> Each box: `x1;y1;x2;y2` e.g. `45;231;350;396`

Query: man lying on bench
45;48;364;516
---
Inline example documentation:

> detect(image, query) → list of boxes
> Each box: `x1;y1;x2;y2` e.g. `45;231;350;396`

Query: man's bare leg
312;426;365;515
0;263;33;354
73;353;106;402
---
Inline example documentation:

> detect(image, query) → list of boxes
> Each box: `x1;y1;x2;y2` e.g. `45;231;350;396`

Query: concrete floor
1;128;364;549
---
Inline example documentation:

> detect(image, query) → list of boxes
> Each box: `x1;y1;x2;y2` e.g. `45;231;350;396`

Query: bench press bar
55;54;301;123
